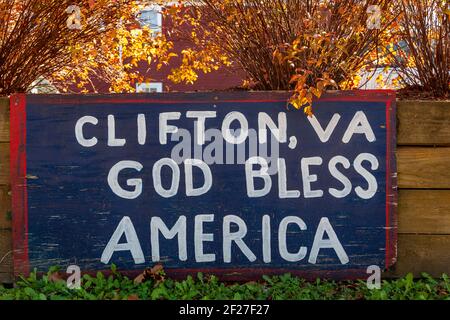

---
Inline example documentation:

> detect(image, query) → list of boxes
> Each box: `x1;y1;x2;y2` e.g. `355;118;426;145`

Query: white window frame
136;82;163;93
137;5;162;35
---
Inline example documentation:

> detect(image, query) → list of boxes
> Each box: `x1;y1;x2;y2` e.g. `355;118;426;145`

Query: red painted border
386;101;391;269
11;90;397;279
10;94;29;277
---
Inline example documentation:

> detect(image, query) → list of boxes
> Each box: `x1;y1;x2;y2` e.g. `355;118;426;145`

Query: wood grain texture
399;190;450;234
397;146;450;189
397;101;450;146
0;98;449;282
13;92;397;278
0;229;12;283
0;185;11;230
386;234;450;278
0;98;8;143
0;143;9;186
1;99;450;146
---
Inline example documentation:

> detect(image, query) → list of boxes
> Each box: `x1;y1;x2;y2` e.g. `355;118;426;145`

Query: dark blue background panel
10;91;397;280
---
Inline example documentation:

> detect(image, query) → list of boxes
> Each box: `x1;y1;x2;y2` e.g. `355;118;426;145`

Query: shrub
0;268;449;300
172;0;395;115
387;0;449;98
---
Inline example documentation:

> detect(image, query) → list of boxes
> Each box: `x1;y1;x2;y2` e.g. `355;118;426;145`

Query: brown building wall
72;8;246;94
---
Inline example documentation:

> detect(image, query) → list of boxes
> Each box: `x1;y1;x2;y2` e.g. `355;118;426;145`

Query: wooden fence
0;97;449;283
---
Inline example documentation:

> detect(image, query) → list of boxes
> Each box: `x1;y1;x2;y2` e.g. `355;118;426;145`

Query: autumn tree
168;0;396;114
2;1;446;101
384;0;449;98
0;0;178;95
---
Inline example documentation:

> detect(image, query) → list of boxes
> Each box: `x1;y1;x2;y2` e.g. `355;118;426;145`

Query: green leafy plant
1;267;449;300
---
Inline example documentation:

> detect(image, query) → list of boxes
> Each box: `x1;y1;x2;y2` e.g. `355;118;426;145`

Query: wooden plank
0;186;11;230
0;98;9;143
399;190;450;234
397;101;450;146
3;98;449;146
386;234;450;278
0;143;9;186
0;100;10;280
397;146;450;189
0;229;13;283
1;234;448;281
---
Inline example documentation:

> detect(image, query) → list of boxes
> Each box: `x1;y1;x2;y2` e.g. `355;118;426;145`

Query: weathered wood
0;97;449;282
397;146;450;189
0;102;12;283
0;98;8;143
1;99;450;146
0;143;9;186
0;186;11;230
399;190;450;234
2;233;448;280
0;229;13;283
9;234;450;282
397;100;450;146
8;92;397;279
386;234;450;278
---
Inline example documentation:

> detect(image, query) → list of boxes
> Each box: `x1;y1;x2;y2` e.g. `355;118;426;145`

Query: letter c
75;116;98;147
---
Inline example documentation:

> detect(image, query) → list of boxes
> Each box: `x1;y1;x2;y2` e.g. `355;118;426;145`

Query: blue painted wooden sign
10;91;397;279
